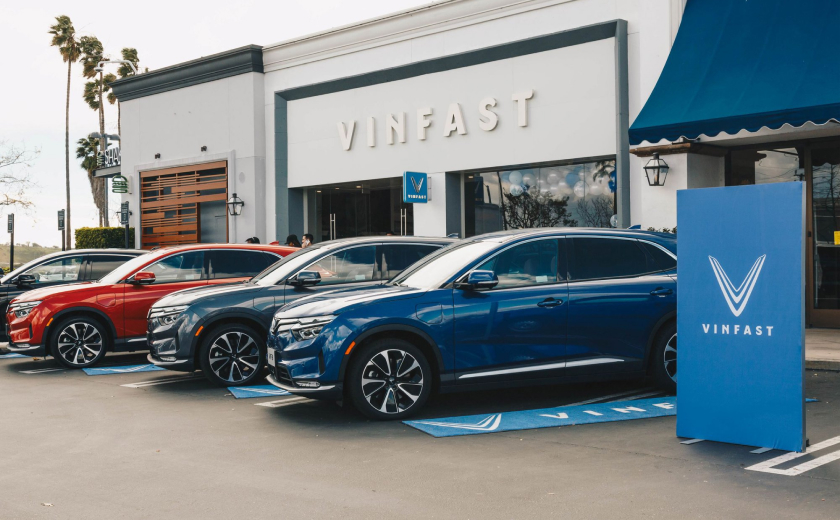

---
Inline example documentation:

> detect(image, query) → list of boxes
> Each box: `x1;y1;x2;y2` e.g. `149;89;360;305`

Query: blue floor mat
0;353;25;359
83;364;166;376
404;396;677;438
228;385;291;399
806;398;819;403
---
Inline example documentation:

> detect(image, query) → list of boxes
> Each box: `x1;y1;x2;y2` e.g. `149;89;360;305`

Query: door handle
650;288;673;296
537;298;563;308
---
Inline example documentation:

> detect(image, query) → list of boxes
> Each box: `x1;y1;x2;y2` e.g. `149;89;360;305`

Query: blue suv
266;229;677;419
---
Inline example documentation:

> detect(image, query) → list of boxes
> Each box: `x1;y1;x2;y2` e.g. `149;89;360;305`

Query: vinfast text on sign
337;90;534;151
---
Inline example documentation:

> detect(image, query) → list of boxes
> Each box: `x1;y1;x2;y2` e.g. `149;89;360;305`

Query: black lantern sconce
644;153;670;186
227;193;244;216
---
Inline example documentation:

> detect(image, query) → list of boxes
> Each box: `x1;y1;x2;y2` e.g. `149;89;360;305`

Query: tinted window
569;238;649;281
641;242;676;272
24;256;83;283
209;250;278;279
305;245;376;286
375;244;440;280
476;239;562;289
88;255;134;280
144;251;205;283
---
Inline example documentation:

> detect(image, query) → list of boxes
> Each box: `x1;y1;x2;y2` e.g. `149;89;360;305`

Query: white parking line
121;375;202;388
746;436;840;476
19;368;66;374
255;397;310;408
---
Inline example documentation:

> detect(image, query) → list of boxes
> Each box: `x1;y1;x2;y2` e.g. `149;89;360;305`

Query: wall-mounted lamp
200;146;207;152
154;153;161;159
227;193;244;216
644;153;670;187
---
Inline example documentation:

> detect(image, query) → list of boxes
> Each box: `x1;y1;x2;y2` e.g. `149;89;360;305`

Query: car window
304;245;376;286
641;242;677;272
209;250;279;279
143;251;205;283
475;239;562;289
374;244;440;280
88;255;134;280
23;256;83;283
569;237;650;281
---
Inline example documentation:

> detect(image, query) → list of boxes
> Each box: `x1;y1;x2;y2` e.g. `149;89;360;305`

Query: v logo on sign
411;176;424;194
708;254;766;317
416;414;502;431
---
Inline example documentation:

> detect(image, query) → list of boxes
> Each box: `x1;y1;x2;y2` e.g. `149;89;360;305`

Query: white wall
119;72;266;246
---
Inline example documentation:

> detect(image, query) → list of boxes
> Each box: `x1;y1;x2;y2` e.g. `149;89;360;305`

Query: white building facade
112;0;688;248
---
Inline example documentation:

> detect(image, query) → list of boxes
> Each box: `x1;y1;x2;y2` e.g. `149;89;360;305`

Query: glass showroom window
463;159;617;237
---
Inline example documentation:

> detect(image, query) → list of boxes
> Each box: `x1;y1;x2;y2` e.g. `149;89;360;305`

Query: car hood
12;281;96;302
277;284;425;318
153;281;258;308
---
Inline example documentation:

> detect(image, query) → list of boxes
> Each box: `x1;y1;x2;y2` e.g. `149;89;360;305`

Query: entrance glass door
809;144;840;326
313;178;413;242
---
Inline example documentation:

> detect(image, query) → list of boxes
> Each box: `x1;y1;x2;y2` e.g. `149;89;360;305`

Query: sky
0;0;432;248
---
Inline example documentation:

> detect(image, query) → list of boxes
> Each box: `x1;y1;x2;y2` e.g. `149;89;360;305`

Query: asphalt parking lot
1;352;839;519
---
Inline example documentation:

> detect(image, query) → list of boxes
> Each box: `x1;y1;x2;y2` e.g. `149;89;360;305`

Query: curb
806;359;840;372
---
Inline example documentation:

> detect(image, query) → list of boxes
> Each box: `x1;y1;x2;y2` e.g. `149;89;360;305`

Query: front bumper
266;363;342;400
147;353;194;371
6;342;46;356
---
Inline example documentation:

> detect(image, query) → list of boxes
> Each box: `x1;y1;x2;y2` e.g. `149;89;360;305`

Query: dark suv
147;236;455;386
266;229;678;419
1;249;143;341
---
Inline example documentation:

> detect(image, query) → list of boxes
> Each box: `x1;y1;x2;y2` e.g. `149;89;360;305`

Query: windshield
250;243;331;286
0;255;61;283
98;252;154;284
390;240;499;289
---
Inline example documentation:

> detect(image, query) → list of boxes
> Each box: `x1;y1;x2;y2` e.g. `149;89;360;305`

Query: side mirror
289;270;321;287
17;274;37;286
455;270;498;291
130;271;156;285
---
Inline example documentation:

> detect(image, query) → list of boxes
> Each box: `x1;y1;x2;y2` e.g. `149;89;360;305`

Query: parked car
147;236;455;386
6;244;295;368
265;229;677;419
0;249;144;341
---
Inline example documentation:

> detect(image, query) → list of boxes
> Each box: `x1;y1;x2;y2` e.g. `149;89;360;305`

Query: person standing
285;234;301;248
301;234;313;248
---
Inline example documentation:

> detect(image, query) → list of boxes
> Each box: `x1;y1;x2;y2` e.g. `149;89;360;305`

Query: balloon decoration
509;184;524;197
502;163;616;200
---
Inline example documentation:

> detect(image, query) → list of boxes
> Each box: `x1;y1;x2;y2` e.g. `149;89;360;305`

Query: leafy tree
79;35;109;226
75;137;108;227
49;15;79;249
106;48;141;136
502;190;577;230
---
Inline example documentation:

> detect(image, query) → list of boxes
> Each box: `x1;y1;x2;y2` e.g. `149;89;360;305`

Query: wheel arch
45;307;118;352
192;313;268;366
338;324;445;392
644;311;676;375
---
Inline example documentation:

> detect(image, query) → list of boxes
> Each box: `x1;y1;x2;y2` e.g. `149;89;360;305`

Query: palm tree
107;48;141;136
49;15;79;249
75;137;106;226
79;35;109;226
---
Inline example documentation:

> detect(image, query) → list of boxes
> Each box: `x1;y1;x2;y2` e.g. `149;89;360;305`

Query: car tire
50;316;109;369
652;322;677;393
347;338;432;420
199;324;265;387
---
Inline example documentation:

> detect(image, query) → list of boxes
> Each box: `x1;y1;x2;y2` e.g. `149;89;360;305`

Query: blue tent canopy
629;0;840;146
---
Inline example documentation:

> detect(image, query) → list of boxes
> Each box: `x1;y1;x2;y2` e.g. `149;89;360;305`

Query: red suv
6;244;295;368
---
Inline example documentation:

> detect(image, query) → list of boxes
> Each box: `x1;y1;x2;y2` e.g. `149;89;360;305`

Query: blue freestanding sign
403;171;428;203
677;182;805;452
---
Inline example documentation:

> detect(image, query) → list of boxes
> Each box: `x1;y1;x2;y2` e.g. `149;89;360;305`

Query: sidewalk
806;328;840;371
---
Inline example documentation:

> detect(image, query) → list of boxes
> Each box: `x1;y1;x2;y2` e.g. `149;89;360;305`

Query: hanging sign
112;175;129;194
677;182;805;452
403;172;428;204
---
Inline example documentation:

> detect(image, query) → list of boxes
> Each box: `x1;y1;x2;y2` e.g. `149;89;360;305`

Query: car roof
469;227;677;245
28;248;146;261
145;243;298;254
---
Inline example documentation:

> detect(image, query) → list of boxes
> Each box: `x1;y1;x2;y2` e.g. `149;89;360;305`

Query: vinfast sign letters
677;182;805;452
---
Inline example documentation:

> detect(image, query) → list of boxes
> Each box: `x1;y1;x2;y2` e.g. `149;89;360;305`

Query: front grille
274;364;293;386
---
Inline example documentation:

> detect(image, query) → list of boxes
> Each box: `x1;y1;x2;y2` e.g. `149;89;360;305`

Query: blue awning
629;0;840;146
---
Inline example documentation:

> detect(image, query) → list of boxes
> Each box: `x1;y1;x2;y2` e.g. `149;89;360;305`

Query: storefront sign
677;182;805;452
403;172;428;203
112;175;129;194
100;146;121;168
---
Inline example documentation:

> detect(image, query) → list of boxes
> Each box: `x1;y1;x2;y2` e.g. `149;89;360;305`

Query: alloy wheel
663;333;677;383
208;332;260;384
361;349;424;414
56;322;104;366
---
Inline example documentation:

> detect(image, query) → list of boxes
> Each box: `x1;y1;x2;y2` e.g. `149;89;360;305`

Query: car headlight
271;315;335;341
148;305;188;326
8;300;42;318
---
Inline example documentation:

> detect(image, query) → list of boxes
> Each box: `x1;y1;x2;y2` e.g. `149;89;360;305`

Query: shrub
647;226;677;234
75;227;136;249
